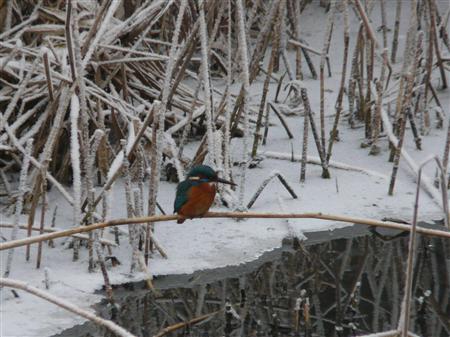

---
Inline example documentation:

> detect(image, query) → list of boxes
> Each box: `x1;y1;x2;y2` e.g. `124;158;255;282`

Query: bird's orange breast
178;182;216;218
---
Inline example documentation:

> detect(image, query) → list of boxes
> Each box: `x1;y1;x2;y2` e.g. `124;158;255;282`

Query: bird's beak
215;177;236;186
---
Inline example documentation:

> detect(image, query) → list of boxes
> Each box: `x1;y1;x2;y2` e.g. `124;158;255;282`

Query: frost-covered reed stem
326;0;349;164
72;1;93;216
407;31;424;150
82;0;121;68
3;139;33;279
300;90;309;183
247;171;279;209
251;1;283;159
370;49;388;155
122;141;139;274
85;130;104;272
391;0;402;63
146;101;161;262
390;0;418;161
429;0;448;89
388;73;415;196
198;0;216;165
48;206;57;248
43;52;54;102
380;0;388;49
70;94;81;261
319;0;335;175
1;56;39;129
348;27;363;128
39;85;72;163
294;2;304;78
94;232;114;303
248;0;280;82
36;162;48;269
262;102;271;146
236;0;251;208
26;168;44;261
365;37;374;139
268;103;294;139
301;44;318;80
145;0;186;256
223;0;233;181
422;0;436;134
65;2;76;82
300;88;329;178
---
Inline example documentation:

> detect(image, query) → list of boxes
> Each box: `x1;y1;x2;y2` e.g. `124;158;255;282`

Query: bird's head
187;165;236;185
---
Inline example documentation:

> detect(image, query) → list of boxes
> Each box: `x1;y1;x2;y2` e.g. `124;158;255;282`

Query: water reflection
56;225;450;337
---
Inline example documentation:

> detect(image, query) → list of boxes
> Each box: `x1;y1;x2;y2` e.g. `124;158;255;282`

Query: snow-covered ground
1;1;449;336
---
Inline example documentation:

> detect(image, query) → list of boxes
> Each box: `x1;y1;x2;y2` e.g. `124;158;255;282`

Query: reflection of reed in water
56;233;450;337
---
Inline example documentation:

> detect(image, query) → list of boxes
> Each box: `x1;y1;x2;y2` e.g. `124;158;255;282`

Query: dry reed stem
36;162;48;269
268;103;294;139
388;72;415;196
391;0;402;63
398;158;433;337
0;224;116;246
429;0;448;89
0;278;135;337
42;52;54;101
153;309;221;337
299;87;330;178
319;0;335;172
2;211;450;252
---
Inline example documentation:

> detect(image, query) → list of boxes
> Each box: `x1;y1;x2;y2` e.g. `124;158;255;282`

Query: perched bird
174;165;235;223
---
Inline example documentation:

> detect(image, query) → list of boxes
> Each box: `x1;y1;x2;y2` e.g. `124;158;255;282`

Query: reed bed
0;0;449;336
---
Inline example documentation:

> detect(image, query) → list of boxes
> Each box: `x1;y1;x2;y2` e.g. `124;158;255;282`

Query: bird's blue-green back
174;180;191;213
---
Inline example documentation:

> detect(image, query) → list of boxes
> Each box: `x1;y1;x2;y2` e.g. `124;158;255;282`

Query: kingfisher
174;165;235;224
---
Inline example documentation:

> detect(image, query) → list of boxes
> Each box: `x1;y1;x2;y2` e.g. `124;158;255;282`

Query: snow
1;1;450;337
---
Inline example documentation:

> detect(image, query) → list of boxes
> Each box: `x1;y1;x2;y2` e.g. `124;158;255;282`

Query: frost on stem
199;0;216;166
3;139;33;279
223;0;233;182
82;1;121;68
235;0;251;209
122;141;139;274
70;93;82;261
70;94;82;226
247;170;298;209
300;87;330;178
148;0;186;223
370;49;388;155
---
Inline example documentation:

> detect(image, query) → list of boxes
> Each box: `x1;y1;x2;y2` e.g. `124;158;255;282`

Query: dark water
55;224;450;337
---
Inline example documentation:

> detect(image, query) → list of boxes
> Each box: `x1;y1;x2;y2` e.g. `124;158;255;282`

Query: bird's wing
174;180;190;213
